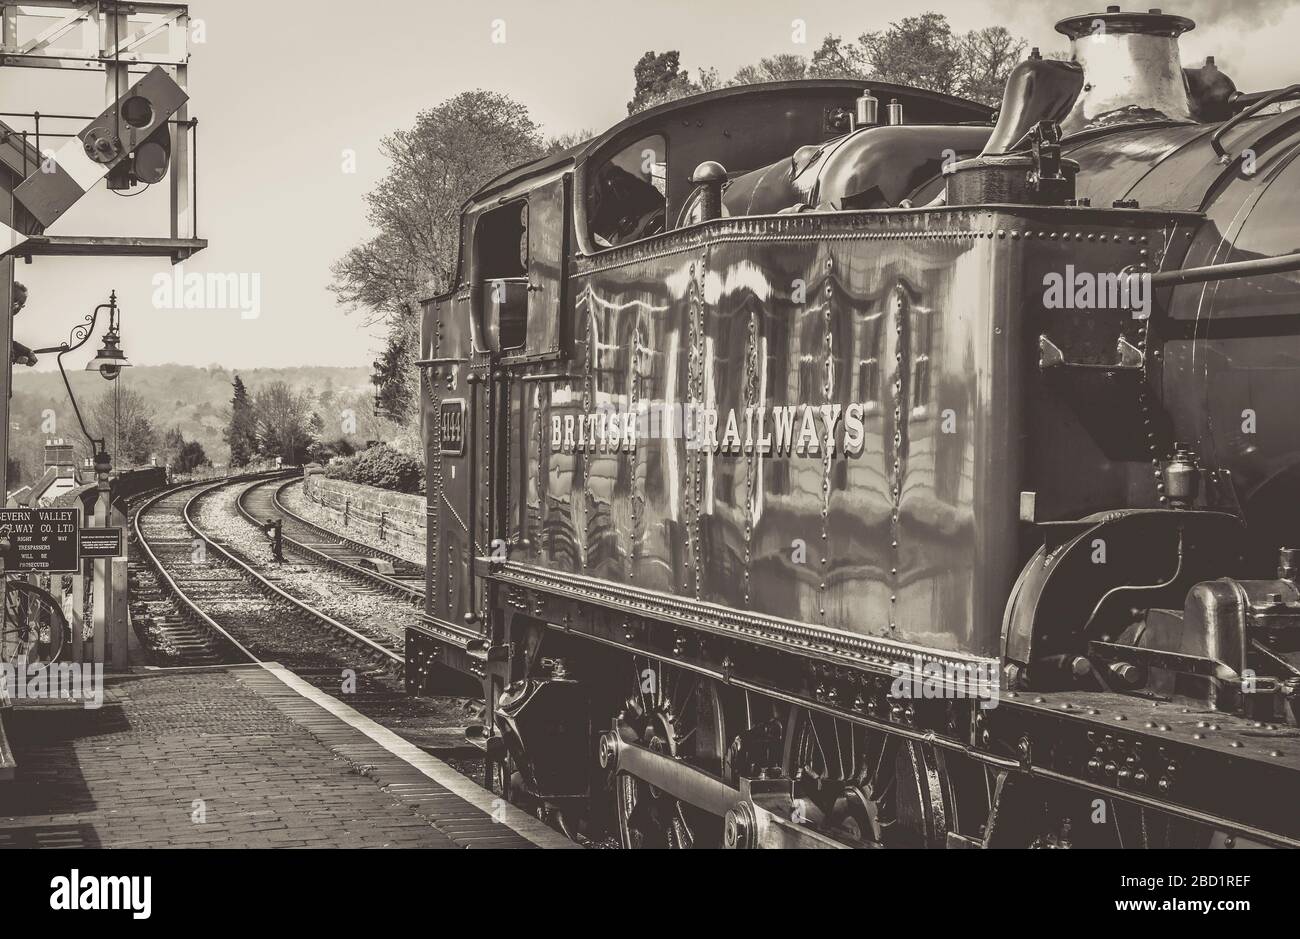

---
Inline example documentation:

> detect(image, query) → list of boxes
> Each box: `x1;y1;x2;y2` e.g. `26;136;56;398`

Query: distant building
7;438;83;507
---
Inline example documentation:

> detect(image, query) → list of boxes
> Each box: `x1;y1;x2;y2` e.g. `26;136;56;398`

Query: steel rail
252;479;485;657
232;477;424;603
130;474;278;664
181;477;405;669
134;472;405;671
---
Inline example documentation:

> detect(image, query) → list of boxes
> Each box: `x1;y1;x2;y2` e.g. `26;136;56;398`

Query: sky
5;0;1299;372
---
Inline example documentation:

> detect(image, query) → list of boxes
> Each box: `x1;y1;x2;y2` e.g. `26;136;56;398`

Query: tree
630;71;709;111
732;54;808;85
88;387;157;467
174;440;209;474
331;90;548;430
696;67;723;92
160;426;186;469
252;381;313;464
628;51;696;113
331;89;546;314
722;15;1030;107
859;13;962;96
956;27;1028;106
225;374;257;467
372;328;415;423
809;35;871;79
545;129;595;156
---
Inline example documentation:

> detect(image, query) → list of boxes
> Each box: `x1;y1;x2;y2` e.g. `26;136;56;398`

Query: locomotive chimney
1055;6;1196;135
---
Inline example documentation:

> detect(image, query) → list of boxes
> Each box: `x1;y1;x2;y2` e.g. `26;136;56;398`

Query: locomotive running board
484;561;1300;846
482;560;995;678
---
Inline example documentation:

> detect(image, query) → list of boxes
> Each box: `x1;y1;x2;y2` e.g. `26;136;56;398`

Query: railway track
110;472;579;850
235;476;425;602
234;477;490;677
128;473;274;667
127;472;498;779
130;473;404;674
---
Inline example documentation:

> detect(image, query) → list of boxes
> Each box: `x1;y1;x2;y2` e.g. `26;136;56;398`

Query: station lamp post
31;290;132;472
30;291;131;665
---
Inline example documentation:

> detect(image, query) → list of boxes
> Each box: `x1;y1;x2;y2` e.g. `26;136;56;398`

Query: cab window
587;133;666;248
477;200;529;351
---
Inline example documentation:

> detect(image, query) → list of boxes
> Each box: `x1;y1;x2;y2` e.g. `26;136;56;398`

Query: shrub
307;437;357;464
174;440;210;473
324;442;424;494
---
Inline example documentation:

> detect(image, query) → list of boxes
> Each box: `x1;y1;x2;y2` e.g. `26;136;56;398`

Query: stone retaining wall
302;473;425;559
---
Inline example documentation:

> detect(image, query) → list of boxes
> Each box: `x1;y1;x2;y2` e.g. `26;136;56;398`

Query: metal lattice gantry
0;0;199;259
1;0;189;71
0;3;202;640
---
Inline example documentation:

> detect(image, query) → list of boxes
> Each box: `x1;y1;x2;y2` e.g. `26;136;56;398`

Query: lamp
31;290;131;467
84;316;131;381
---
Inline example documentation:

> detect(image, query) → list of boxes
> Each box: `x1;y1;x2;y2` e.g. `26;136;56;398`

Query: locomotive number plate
440;399;466;455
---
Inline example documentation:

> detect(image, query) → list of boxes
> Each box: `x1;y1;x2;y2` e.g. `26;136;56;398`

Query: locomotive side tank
410;7;1300;849
524;205;1187;665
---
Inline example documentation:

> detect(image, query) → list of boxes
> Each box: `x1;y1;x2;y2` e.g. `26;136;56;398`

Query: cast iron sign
0;507;80;573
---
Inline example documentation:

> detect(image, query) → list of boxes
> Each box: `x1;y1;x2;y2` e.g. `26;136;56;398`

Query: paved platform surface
0;664;573;849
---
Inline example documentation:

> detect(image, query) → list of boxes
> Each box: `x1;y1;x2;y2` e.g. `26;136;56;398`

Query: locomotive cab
468;175;570;360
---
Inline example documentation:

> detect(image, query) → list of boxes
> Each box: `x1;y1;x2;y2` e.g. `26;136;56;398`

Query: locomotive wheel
612;657;726;849
783;706;949;848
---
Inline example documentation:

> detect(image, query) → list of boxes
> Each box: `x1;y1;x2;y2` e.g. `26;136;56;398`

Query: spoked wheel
783;706;950;848
613;657;727;849
0;580;67;671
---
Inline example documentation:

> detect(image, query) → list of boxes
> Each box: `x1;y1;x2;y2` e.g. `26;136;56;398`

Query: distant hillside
9;364;376;484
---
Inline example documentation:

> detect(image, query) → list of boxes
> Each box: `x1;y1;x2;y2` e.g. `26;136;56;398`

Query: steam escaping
1177;0;1294;25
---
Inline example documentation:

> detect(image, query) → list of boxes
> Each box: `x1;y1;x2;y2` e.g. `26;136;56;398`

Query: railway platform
0;663;575;850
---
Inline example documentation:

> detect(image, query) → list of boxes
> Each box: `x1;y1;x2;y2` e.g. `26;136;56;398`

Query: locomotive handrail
1211;83;1300;161
516;372;568;382
1149;251;1300;287
415;356;467;367
1228;84;1300;113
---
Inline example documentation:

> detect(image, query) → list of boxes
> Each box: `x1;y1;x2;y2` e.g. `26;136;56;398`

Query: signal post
0;2;202;668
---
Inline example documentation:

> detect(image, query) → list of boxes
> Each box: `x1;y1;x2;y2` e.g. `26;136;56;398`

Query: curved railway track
234;478;489;675
119;471;581;849
130;473;404;674
126;472;502;779
235;476;425;602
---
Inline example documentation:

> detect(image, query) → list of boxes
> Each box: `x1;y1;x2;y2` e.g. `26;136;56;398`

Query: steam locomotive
409;6;1300;848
